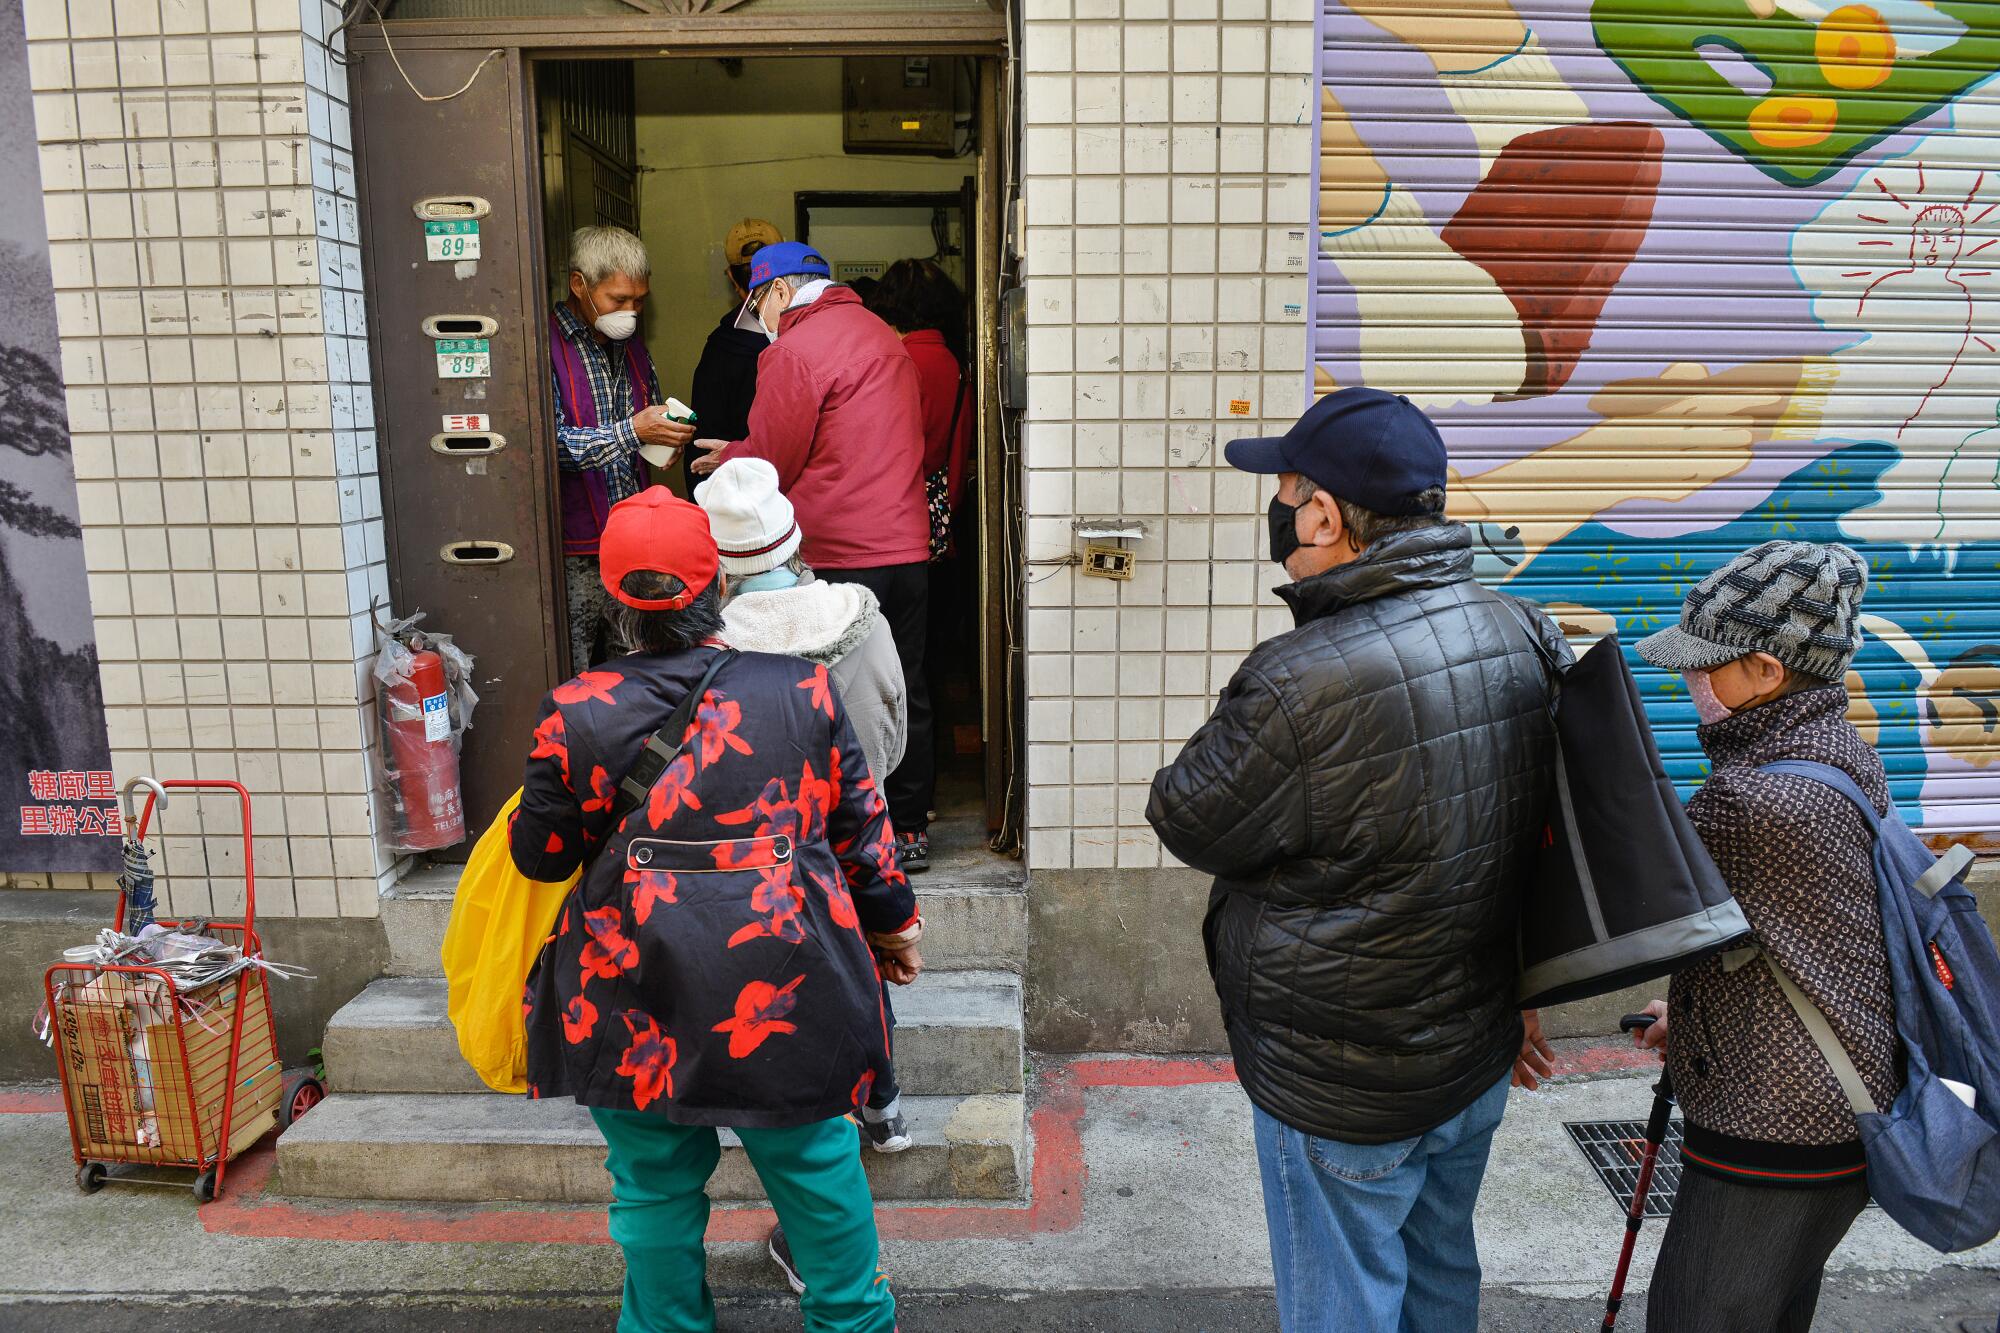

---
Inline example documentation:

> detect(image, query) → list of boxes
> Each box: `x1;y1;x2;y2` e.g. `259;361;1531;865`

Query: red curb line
0;1089;64;1114
1552;1045;1661;1078
195;1057;1240;1246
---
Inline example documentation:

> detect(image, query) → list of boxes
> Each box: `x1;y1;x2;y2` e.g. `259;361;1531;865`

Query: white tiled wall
20;0;391;918
1020;0;1317;870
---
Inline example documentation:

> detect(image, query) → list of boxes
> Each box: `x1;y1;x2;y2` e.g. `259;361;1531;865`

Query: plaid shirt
551;302;660;505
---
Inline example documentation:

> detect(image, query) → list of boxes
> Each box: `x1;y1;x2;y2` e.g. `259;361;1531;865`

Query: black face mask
1267;492;1304;569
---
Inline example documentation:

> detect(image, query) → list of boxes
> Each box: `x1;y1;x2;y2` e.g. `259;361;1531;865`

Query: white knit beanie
694;457;801;576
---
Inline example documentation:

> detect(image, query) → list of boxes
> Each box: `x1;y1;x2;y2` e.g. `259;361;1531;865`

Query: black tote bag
1516;634;1752;1008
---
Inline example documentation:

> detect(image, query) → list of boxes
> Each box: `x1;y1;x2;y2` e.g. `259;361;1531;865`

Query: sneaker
769;1223;806;1296
895;829;930;874
862;1097;912;1153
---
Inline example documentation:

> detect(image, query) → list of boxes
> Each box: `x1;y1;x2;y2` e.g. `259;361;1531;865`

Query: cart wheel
76;1162;106;1194
192;1168;218;1204
279;1068;326;1130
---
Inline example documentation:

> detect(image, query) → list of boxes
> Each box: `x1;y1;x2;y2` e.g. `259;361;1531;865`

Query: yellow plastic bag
440;788;579;1093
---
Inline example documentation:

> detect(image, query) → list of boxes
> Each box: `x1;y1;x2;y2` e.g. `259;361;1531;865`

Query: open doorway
534;53;1001;835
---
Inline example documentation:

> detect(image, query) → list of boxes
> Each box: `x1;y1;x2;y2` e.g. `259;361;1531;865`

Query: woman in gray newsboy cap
1628;540;1902;1331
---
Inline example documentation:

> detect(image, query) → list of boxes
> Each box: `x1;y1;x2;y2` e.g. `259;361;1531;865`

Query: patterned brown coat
1668;686;1903;1146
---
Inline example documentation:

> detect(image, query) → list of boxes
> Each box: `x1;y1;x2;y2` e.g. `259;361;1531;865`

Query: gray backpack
1747;760;2000;1254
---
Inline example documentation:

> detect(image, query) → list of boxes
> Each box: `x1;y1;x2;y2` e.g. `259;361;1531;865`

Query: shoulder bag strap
1722;944;1877;1116
1756;759;1883;832
610;649;738;828
942;368;967;457
1731;760;1883;1115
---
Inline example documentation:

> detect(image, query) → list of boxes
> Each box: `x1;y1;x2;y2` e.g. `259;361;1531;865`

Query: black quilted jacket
1147;524;1565;1144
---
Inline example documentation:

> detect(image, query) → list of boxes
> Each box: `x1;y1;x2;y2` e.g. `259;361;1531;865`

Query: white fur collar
721;579;881;665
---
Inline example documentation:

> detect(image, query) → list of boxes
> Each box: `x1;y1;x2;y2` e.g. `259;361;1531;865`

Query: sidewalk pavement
3;1043;1996;1330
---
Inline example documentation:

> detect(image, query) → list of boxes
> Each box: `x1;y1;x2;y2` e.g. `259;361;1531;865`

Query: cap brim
1634;626;1744;672
1223;434;1291;475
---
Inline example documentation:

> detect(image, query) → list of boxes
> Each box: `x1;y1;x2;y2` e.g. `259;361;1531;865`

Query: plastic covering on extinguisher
372;610;479;853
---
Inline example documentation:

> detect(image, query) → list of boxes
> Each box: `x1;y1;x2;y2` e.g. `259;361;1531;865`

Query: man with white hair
550;224;695;670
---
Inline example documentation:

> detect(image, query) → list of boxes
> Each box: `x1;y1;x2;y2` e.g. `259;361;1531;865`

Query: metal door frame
350;17;1014;833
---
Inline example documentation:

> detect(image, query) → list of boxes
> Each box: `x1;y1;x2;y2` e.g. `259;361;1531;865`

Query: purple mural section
1313;0;2000;833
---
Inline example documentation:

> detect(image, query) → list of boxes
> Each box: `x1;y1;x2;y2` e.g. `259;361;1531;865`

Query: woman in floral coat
510;486;920;1333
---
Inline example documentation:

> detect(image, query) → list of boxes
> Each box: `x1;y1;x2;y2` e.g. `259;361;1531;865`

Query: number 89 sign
424;219;481;261
435;338;491;379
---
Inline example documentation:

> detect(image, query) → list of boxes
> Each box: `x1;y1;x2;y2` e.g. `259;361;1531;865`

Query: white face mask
757;284;786;342
583;286;638;341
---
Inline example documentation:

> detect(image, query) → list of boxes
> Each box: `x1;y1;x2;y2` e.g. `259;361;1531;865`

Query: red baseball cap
598;486;720;610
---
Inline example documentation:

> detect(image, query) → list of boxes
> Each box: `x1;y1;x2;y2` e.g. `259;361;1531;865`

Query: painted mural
1314;0;2000;834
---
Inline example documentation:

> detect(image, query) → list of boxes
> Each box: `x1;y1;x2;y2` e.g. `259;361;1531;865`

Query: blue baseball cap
748;241;830;291
1224;387;1448;516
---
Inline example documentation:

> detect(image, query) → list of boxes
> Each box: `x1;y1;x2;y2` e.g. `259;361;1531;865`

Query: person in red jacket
688;243;937;871
864;260;977;816
865;259;973;518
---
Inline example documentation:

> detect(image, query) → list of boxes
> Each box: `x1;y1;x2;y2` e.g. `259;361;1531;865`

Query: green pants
590;1107;896;1333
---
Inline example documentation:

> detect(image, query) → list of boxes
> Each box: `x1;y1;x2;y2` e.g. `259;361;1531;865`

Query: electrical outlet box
1082;543;1136;581
844;57;955;156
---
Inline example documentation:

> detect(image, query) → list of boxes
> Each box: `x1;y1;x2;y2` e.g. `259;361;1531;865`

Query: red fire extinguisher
382;648;465;851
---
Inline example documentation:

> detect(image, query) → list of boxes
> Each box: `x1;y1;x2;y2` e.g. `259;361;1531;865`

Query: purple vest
550;311;655;557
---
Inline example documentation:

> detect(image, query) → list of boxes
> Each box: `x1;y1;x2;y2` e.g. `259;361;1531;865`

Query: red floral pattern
553;670;624;706
518;652;915;1119
561;993;599;1044
579;765;615;815
614;1011;677;1110
798;664;835;718
689;692;754;766
579;905;638;983
825;869;862;930
646;752;702;829
530;710;571;789
630;868;678;924
726;866;807;948
717;773;814;848
712;975;804;1058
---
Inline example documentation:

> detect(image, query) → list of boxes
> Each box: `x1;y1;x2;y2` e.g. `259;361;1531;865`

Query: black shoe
769;1223;805;1296
862;1100;912;1153
896;829;930;874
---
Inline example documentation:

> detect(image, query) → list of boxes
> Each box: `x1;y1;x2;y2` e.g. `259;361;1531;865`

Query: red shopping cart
42;777;323;1202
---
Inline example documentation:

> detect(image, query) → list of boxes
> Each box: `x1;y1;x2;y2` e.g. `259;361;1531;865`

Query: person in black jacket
1147;388;1566;1333
687;218;781;491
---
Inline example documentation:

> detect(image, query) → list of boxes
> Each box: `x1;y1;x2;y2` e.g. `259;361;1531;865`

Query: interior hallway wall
631;56;977;400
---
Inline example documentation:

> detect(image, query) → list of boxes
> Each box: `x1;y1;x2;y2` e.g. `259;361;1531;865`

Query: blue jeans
1253;1073;1510;1333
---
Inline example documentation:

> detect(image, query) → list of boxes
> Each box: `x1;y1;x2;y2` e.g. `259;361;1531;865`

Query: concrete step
383;862;1026;979
324;972;1025;1097
275;1090;1025;1203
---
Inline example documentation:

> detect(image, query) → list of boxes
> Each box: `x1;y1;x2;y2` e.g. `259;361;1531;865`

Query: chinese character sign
0;0;116;872
18;770;122;842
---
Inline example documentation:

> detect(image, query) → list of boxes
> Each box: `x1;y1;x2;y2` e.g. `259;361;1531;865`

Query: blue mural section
1508;440;2000;827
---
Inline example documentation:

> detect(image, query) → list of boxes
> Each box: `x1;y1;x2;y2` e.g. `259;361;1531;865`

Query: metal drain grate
1565;1118;1684;1219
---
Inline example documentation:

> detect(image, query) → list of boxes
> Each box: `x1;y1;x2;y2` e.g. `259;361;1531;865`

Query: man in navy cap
1148;388;1568;1333
687;242;937;873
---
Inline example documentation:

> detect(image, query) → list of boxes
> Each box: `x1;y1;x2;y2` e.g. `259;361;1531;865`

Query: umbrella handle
120;776;169;835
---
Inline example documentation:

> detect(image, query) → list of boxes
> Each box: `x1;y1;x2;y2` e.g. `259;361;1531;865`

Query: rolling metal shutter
1313;1;2000;840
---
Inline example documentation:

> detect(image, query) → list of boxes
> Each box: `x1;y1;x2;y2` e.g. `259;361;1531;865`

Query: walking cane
1603;1013;1675;1333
